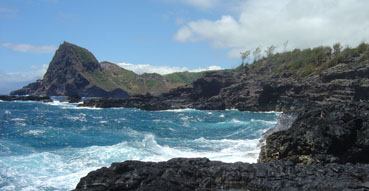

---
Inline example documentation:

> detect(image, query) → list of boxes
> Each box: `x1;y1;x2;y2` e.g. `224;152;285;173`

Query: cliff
10;42;204;97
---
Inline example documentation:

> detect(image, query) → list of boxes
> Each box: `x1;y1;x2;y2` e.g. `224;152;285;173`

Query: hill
10;42;205;97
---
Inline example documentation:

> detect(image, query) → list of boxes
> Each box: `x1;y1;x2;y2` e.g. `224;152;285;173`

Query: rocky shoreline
0;95;52;102
74;102;369;190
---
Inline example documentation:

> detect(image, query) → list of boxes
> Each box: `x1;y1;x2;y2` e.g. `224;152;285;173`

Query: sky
1;0;369;94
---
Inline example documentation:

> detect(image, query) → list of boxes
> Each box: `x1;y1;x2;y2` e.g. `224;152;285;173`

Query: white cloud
116;62;222;75
0;42;57;54
0;64;48;83
174;0;369;58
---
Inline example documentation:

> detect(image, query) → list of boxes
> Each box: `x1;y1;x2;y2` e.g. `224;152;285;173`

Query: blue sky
1;0;369;94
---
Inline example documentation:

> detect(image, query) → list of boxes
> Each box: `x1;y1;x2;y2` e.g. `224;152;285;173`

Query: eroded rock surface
259;102;369;164
74;158;369;191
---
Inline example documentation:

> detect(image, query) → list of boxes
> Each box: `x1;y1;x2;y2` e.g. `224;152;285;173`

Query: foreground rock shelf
74;158;369;191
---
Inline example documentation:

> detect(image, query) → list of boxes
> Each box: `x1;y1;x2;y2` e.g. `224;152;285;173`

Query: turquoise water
0;99;279;191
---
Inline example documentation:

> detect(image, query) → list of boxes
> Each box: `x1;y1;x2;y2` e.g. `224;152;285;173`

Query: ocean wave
162;108;197;112
45;101;102;110
0;133;264;191
10;118;25;121
250;119;278;125
23;130;45;136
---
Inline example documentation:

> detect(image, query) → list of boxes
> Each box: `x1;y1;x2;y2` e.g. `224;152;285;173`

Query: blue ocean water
0;99;279;191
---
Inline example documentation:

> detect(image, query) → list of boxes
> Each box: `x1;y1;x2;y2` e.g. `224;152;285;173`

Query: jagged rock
258;102;369;164
66;94;82;103
74;158;369;191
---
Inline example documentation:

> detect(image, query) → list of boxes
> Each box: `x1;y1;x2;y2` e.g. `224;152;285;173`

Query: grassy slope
87;62;205;95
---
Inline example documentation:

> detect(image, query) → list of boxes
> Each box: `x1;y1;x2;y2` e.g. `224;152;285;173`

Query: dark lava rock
0;95;52;102
259;102;369;164
74;158;369;191
66;94;82;103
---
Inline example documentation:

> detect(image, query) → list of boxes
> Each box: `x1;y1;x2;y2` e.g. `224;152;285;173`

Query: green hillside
96;62;205;95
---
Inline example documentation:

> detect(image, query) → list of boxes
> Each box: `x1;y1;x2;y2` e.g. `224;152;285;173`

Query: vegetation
240;51;251;65
165;71;204;84
242;42;369;78
86;62;206;95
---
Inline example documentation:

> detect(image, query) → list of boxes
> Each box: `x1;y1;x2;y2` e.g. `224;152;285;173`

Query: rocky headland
74;43;369;190
11;42;204;98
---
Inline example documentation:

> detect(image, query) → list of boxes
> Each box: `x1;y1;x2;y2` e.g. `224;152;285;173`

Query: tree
253;47;262;62
265;45;276;57
283;40;288;52
240;50;251;65
333;43;342;57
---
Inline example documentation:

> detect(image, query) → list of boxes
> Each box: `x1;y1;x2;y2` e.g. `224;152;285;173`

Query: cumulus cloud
0;42;57;54
0;64;48;83
116;62;222;75
174;0;369;58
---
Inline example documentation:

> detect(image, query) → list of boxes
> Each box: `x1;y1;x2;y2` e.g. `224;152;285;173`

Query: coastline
73;101;369;190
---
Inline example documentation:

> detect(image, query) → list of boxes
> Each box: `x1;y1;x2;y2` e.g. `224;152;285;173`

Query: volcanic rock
258;102;369;164
74;158;369;191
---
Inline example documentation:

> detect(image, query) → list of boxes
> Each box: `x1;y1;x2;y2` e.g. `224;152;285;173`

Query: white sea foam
0;134;264;191
163;108;197;112
250;119;278;125
65;114;87;122
45;100;102;110
11;118;25;121
4;110;11;115
24;130;45;136
72;106;102;110
218;119;250;126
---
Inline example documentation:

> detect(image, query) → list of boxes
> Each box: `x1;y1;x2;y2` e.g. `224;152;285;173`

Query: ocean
0;98;279;191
